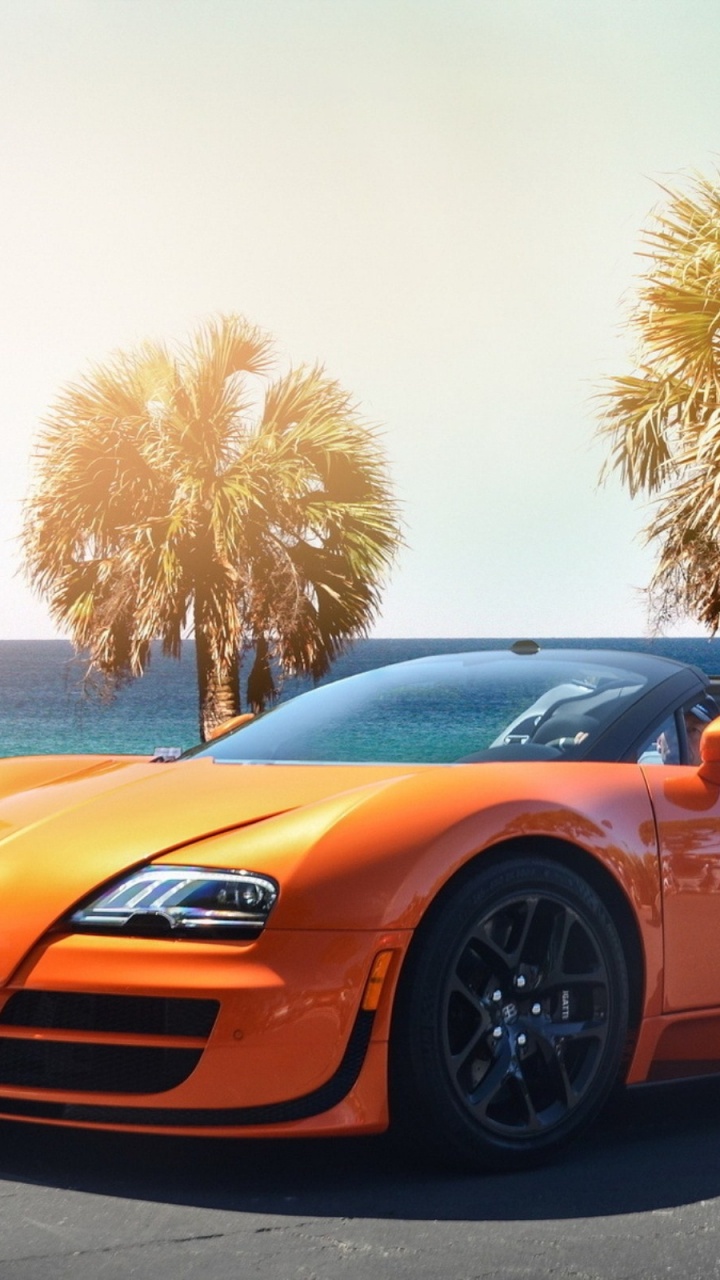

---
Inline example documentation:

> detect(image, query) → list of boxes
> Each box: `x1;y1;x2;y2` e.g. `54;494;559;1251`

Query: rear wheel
391;857;629;1171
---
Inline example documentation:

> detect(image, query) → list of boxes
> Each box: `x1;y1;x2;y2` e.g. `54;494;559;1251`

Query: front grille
0;991;219;1095
1;992;218;1038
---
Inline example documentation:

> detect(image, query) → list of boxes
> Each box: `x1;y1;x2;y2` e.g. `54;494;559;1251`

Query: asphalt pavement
1;1076;720;1279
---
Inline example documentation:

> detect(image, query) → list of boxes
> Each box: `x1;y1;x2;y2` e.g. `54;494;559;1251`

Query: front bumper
0;926;410;1136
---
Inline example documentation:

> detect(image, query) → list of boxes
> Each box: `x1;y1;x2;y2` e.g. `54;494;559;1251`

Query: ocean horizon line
0;633;718;646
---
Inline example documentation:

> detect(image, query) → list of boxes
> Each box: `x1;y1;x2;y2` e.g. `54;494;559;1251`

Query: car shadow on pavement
1;1076;720;1222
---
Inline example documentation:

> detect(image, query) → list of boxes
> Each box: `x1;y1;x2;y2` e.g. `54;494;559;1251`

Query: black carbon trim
0;1008;376;1129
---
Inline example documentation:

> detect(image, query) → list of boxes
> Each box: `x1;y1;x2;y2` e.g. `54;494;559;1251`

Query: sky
2;0;720;640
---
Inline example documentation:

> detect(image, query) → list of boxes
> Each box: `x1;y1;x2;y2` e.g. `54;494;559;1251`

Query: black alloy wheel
391;856;630;1171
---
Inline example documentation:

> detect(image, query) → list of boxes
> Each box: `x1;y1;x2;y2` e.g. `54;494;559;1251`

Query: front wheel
391;856;630;1171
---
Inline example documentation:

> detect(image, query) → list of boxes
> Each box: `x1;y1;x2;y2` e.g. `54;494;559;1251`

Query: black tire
390;856;630;1172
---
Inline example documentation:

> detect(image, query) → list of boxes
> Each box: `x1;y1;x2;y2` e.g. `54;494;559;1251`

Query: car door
642;743;720;1012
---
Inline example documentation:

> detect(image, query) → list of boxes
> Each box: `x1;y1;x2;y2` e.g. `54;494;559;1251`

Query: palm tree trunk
246;633;276;711
194;595;241;740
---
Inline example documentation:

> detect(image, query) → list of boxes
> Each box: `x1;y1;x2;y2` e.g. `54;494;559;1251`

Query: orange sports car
1;642;720;1171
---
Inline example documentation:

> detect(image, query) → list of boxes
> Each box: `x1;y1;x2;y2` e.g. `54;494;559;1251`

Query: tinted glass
187;653;653;765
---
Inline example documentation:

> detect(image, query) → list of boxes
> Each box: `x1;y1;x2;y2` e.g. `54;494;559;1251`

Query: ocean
2;636;720;758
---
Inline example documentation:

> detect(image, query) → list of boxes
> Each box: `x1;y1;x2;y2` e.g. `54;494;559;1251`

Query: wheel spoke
447;972;492;1022
511;1060;543;1131
467;1038;513;1120
474;895;541;973
510;895;541;967
538;906;606;992
541;1015;607;1046
544;904;575;985
472;923;516;975
448;1022;494;1081
444;962;496;1081
527;1014;607;1113
553;1048;580;1111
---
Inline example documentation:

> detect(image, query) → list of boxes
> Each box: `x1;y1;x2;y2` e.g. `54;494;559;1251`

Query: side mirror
698;718;720;782
206;712;255;742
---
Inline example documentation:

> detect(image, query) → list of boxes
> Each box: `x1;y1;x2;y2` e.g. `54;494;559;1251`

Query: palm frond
24;313;402;731
597;169;720;632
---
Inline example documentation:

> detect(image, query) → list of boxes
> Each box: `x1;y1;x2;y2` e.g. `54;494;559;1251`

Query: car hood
0;754;413;984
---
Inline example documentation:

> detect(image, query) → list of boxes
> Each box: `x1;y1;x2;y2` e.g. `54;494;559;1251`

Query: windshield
186;652;652;765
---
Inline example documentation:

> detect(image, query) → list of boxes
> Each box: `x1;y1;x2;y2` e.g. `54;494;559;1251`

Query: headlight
68;866;279;939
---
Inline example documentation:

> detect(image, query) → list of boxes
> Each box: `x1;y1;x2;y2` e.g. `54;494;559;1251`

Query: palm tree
23;314;402;739
599;171;720;632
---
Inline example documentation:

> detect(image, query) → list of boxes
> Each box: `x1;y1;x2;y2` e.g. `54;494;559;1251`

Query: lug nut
517;1033;527;1047
515;974;527;989
492;1026;503;1039
492;989;502;1003
531;1002;541;1015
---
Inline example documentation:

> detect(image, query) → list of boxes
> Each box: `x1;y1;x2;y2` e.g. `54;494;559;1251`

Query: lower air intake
0;991;220;1094
0;1039;201;1093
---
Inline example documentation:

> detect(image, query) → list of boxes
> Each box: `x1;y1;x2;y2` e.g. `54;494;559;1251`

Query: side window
636;714;680;765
